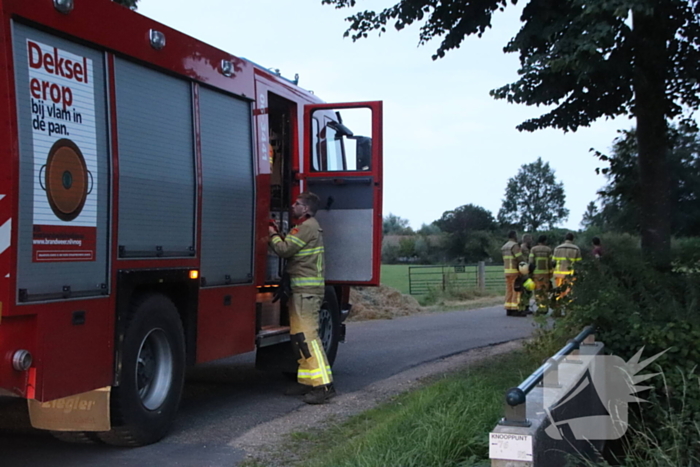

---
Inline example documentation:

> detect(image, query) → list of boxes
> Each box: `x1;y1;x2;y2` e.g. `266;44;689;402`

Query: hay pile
348;285;423;321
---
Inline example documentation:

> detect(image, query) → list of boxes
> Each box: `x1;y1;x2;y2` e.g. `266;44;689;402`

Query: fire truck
0;0;382;446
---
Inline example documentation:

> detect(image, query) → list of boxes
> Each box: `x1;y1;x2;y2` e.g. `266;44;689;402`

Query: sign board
489;433;533;462
27;40;98;263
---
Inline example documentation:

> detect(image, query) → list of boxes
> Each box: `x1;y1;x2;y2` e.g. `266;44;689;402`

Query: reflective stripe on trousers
289;293;332;387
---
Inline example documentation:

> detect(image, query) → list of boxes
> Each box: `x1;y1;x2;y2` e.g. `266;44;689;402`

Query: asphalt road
0;305;534;467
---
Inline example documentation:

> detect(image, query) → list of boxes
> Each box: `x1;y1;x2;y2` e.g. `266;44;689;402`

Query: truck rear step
256;326;290;348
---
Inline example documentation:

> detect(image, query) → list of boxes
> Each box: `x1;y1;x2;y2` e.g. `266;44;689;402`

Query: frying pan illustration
39;138;93;221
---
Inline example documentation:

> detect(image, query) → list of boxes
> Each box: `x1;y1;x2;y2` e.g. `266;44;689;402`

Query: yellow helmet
523;278;535;291
518;262;529;275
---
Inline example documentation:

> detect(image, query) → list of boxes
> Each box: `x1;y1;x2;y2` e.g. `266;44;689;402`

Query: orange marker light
189;270;199;280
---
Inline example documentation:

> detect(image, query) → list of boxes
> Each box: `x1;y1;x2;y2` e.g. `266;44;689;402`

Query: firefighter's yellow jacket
269;216;325;295
501;240;523;274
553;240;582;277
529;244;553;275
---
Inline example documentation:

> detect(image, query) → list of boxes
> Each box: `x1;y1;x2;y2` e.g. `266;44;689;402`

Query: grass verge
283;351;539;467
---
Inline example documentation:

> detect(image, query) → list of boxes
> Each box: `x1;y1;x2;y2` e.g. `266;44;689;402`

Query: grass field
381;264;505;296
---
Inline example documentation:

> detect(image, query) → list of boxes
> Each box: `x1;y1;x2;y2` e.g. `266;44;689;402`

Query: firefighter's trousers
289;293;332;387
532;273;551;312
504;273;521;311
554;275;574;300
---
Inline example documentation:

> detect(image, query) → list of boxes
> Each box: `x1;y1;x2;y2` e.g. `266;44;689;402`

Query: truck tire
319;286;341;366
97;294;185;447
50;431;101;444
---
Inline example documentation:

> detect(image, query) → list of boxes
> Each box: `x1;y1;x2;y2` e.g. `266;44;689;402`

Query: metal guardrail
499;325;597;427
408;263;505;295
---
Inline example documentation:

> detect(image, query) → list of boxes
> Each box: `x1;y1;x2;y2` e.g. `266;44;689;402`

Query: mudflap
27;387;111;432
255;341;298;373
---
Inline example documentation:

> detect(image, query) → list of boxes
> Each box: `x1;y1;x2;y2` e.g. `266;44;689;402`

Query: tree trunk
632;10;672;268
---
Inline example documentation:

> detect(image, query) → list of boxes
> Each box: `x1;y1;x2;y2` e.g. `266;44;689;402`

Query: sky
137;0;630;231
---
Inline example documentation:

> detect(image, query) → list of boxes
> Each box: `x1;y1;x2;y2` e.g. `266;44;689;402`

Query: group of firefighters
501;231;583;316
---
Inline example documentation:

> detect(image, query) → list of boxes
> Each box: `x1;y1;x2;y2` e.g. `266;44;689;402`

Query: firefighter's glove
272;272;291;303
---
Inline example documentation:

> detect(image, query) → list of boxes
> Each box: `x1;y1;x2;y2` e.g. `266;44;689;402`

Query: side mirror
354;136;372;171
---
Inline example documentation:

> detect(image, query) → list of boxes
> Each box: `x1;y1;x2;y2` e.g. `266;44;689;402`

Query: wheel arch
114;269;199;386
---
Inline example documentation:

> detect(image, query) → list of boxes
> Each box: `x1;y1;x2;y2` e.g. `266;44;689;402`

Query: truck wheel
50;431;101;444
97;294;185;447
319;286;340;366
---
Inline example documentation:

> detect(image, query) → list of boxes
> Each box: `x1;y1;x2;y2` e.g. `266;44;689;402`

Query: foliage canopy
497;157;568;231
383;213;414;235
594;125;700;236
433;204;496;262
433;204;496;234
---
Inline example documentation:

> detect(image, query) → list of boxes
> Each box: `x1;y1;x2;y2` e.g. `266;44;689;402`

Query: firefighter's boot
303;384;336;404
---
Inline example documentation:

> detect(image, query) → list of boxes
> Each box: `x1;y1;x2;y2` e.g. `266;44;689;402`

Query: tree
397;236;417;258
432;204;496;261
383;213;414;235
322;0;700;266
462;231;494;262
595;125;700;236
580;201;601;230
417;223;441;235
433;204;496;234
113;0;139;8
497;157;568;231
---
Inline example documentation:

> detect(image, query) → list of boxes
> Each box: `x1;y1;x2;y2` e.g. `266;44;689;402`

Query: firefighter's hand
268;219;280;236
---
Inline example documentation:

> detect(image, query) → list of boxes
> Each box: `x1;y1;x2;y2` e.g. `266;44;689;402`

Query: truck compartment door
302;102;382;286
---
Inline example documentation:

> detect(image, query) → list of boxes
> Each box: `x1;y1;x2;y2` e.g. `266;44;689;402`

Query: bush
672;236;700;272
528;235;700;465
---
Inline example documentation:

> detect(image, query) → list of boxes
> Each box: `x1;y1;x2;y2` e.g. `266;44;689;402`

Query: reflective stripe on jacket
501;240;523;274
529;244;553;275
553;240;582;276
269;217;325;294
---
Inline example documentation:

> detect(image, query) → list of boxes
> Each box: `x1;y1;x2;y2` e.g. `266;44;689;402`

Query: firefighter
520;234;533;259
529;235;553;313
501;230;523;315
552;232;582;299
268;192;335;404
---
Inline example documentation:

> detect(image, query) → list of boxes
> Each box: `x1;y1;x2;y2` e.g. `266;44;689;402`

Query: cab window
311;108;372;172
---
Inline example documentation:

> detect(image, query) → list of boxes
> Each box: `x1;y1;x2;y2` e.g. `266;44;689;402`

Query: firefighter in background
552;232;582;299
268;192;335;404
529;235;553;313
520;234;533;259
501;230;523;315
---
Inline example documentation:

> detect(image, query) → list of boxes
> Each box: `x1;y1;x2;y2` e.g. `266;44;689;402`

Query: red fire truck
0;0;382;446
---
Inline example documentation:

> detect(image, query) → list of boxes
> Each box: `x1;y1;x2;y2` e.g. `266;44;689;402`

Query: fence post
478;261;486;291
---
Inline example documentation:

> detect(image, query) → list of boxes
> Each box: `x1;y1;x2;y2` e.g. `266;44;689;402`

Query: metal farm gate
408;263;505;295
